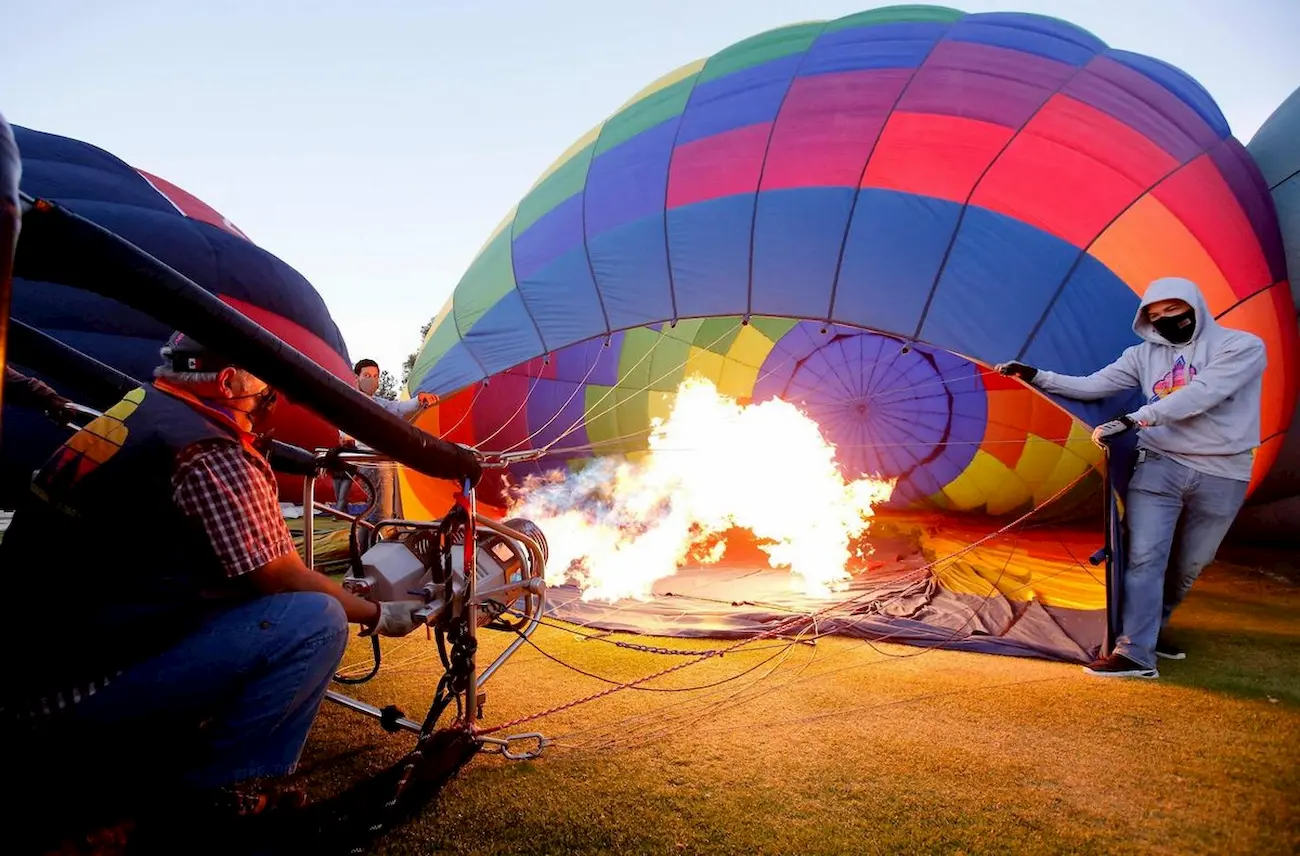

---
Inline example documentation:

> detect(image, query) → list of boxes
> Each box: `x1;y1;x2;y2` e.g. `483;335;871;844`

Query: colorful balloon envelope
418;320;1104;517
1224;83;1300;549
408;7;1298;520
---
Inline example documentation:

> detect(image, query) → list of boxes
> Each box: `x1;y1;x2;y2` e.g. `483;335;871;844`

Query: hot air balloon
1;126;354;503
1230;85;1300;544
401;7;1297;660
411;320;1105;519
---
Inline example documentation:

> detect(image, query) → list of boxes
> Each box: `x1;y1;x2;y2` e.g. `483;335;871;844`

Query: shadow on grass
1151;625;1300;705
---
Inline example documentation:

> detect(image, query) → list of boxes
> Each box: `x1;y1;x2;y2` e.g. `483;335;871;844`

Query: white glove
361;601;423;637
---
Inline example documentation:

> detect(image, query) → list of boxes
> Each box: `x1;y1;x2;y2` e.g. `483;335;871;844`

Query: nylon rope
436;381;485;439
476;463;1095;735
503;498;1104;753
500;343;609;453
540;319;744;453
473;367;544;448
474;319;743;459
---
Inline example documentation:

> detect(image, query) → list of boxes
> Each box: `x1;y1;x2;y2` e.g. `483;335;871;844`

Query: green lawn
295;546;1300;856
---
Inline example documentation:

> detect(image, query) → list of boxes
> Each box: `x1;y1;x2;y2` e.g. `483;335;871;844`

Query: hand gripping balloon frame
10;189;554;832
52;399;553;761
306;446;552;761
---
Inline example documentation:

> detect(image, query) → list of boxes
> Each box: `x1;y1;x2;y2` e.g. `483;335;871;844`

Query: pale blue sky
2;1;1297;382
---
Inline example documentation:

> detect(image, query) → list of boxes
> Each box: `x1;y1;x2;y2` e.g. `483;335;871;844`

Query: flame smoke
508;378;895;601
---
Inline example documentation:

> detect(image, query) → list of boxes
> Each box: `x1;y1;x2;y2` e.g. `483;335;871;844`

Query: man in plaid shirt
2;331;426;846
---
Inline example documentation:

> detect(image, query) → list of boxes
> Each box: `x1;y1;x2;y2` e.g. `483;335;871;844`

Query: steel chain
345;513;479;852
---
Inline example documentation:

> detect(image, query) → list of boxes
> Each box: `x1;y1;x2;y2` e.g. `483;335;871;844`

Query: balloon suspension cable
433;381;485;440
499;339;610;454
474;368;544;448
476;462;1095;737
475;322;1048;466
540;319;743;454
494;494;1097;757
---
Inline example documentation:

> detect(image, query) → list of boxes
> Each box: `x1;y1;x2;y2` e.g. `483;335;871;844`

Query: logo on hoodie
1149;356;1197;402
29;387;148;514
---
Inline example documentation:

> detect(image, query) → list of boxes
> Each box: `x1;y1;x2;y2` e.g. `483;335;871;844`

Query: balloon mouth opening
502;377;898;603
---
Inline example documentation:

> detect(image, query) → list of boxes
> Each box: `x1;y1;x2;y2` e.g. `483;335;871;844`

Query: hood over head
1133;277;1214;346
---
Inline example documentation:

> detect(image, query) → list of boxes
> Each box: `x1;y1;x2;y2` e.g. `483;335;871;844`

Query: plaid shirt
7;439;293;723
173;439;296;577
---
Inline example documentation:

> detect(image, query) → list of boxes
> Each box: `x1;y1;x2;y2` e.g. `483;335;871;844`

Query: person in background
996;277;1265;679
332;358;437;523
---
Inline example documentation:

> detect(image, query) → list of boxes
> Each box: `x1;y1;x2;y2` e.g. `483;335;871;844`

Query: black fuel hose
14;194;481;486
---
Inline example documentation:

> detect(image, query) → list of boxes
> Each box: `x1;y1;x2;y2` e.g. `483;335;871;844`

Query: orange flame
508;378;896;601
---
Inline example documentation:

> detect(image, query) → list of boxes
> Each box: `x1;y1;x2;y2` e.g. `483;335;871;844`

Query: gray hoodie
1031;277;1266;482
340;395;424;452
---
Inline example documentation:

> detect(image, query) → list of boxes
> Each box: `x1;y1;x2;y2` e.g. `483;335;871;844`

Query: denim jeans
368;464;395;522
334;466;392;522
332;474;352;512
1115;452;1248;668
56;592;348;790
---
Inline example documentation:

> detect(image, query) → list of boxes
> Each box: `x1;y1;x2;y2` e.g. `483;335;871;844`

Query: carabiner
478;732;548;760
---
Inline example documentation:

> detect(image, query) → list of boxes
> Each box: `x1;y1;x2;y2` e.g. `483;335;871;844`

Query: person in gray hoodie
997;276;1266;678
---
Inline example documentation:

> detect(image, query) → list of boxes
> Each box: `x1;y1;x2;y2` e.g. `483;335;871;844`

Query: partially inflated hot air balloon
1;126;354;503
419;320;1105;519
401;8;1298;660
1231;85;1300;543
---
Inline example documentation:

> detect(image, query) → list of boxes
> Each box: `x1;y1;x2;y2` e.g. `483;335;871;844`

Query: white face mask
358;375;379;395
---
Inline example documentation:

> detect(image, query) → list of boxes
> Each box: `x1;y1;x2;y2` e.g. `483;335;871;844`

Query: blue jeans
61;592;348;789
1116;452;1248;668
332;474;352;512
333;466;392;522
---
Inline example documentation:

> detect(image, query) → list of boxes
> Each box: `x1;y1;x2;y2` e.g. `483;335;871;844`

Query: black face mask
1152;310;1195;345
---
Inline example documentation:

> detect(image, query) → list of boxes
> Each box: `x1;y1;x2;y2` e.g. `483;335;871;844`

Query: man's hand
37;385;79;426
1091;415;1140;448
360;600;424;637
995;361;1038;382
416;392;439;408
51;399;82;425
4;368;75;423
250;551;384;628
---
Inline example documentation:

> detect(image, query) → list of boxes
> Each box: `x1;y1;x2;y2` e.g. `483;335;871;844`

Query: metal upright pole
0;111;24;438
462;479;479;726
303;473;317;570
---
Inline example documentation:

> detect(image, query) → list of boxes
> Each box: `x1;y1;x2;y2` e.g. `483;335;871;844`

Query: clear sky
3;1;1297;385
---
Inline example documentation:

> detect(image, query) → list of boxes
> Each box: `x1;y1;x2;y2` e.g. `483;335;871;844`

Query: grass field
294;542;1300;856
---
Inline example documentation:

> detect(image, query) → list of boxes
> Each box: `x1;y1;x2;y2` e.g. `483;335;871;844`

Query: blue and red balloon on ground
1;125;354;502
